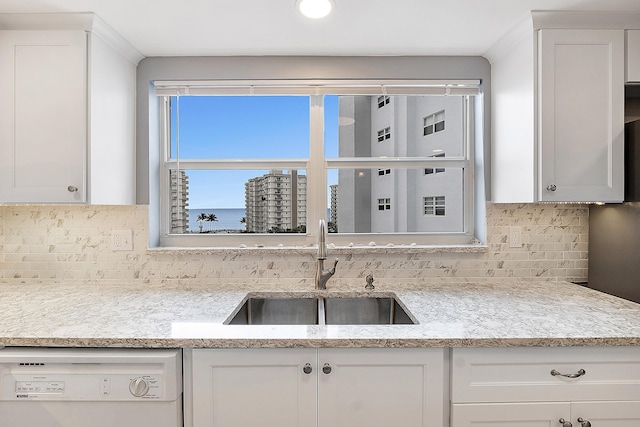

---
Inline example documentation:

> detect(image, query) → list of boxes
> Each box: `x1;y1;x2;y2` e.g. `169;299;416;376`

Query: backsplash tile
0;203;588;286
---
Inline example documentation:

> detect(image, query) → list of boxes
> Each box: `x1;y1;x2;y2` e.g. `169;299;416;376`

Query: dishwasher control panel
3;372;164;400
0;348;181;402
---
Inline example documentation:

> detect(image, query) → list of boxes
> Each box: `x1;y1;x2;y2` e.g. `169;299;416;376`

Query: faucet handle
365;274;375;290
329;259;338;273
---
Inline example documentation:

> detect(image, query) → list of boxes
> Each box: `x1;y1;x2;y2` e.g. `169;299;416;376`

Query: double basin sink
225;292;416;325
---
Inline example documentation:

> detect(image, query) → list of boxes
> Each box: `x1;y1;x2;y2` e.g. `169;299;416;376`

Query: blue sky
171;95;339;209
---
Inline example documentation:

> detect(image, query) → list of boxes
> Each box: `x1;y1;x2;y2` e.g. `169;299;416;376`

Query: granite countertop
0;280;639;348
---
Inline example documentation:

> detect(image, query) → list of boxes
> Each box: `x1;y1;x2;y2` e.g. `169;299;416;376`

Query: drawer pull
577;417;591;427
559;418;572;427
550;368;586;378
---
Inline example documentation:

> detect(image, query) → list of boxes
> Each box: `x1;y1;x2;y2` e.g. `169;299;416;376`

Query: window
425;153;445;174
377;95;390;108
424;196;446;216
155;79;480;247
423;110;445;136
377;198;391;210
377;127;391;142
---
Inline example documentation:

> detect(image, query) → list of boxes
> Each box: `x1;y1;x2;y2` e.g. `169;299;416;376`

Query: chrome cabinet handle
547;184;557;191
322;363;332;374
577;417;591;427
550;368;586;378
559;418;572;427
67;185;78;193
302;363;312;374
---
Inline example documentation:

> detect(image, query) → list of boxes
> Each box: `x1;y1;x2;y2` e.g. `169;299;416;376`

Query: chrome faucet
315;219;338;290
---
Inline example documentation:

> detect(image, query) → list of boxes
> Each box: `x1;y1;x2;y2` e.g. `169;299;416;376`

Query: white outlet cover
112;230;133;251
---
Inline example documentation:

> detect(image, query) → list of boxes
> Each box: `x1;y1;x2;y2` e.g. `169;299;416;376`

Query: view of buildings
169;170;189;234
336;95;464;233
244;170;307;233
170;95;463;234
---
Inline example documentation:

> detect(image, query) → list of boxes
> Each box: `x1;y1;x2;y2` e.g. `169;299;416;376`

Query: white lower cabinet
188;347;446;427
452;402;640;426
451;347;640;427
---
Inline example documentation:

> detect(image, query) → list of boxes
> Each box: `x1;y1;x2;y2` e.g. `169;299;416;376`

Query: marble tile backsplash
0;203;588;287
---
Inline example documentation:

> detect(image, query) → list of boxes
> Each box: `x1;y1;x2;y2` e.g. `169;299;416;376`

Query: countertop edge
2;337;639;349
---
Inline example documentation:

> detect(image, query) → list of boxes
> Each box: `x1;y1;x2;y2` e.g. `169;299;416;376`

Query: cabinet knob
322;363;332;374
67;185;79;193
559;418;572;427
550;368;586;378
546;184;557;191
302;363;312;374
577;418;591;427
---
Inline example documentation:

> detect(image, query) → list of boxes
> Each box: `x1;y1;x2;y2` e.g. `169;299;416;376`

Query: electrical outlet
509;226;522;248
111;230;133;251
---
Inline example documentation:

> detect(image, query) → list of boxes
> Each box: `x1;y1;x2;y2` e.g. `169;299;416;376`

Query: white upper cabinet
489;12;633;203
0;30;87;203
538;29;624;202
0;14;142;204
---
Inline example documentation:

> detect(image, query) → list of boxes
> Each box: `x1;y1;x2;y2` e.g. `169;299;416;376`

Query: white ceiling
2;0;640;57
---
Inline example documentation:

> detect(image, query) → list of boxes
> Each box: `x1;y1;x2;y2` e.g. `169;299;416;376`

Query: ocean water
188;208;246;232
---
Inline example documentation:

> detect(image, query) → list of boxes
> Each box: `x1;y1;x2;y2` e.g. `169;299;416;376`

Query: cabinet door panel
572;401;640;426
538;29;624;202
0;30;86;202
191;348;317;427
318;348;445;427
452;402;569;427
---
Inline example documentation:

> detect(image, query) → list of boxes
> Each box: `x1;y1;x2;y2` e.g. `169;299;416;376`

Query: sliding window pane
170;96;310;160
328;168;464;233
329;95;465;158
169;169;307;234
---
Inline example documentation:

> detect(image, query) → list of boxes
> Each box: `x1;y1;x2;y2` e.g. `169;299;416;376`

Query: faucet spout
315;219;338;290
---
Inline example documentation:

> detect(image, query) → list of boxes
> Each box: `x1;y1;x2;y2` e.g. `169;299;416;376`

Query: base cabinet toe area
186;348;447;427
450;347;640;427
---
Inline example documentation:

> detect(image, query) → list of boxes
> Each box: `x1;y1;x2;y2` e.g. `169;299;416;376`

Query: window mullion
307;95;325;240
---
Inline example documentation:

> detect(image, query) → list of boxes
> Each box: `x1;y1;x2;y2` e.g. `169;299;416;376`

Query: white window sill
147;243;488;256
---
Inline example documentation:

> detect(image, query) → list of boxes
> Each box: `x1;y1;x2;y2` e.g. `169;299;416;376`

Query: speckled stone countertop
0;280;639;348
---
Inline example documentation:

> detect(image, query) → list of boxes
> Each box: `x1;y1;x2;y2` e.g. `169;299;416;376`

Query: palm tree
206;213;218;231
196;213;208;233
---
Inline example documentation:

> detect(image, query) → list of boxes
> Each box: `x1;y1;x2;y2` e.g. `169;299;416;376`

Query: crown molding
0;13;144;65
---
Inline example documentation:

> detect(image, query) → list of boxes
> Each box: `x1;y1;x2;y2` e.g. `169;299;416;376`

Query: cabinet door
452;402;570;427
0;30;86;203
572;401;640;426
318;348;445;427
538;29;624;202
190;348;317;427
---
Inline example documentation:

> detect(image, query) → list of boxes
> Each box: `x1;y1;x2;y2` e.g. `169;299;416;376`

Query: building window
425;153;446;174
377;127;391;142
424;196;446;216
156;79;480;247
377;198;391;211
377;95;390;108
423;110;445;136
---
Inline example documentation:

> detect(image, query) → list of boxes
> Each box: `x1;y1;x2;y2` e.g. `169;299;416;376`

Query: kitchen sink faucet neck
315;219;338;290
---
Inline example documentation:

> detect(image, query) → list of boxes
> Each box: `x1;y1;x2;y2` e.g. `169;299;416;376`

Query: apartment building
336;95;464;233
169;170;189;234
244;170;307;233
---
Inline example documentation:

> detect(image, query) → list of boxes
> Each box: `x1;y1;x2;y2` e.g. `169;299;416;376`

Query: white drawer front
452;347;640;403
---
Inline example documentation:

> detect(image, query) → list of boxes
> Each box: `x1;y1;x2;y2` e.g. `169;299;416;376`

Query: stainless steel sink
226;297;319;325
322;296;415;325
225;293;417;325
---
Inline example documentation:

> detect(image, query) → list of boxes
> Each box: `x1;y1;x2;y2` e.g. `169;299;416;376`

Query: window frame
156;79;480;248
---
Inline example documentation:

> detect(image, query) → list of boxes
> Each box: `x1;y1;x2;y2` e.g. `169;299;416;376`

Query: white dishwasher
0;347;182;427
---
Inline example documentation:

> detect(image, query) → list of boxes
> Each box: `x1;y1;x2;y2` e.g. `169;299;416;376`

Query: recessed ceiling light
296;0;334;19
